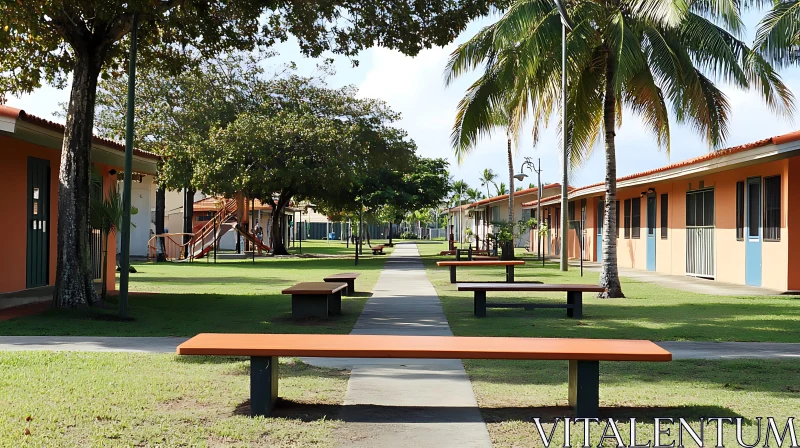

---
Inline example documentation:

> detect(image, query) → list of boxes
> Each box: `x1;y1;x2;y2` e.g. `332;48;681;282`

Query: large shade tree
441;0;795;297
197;76;414;255
0;0;508;308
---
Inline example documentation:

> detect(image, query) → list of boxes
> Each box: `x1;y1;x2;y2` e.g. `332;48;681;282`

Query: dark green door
26;157;50;288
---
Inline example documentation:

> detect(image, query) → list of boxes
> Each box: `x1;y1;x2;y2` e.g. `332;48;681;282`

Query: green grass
0;351;348;447
468;358;800;447
1;253;389;336
418;241;800;342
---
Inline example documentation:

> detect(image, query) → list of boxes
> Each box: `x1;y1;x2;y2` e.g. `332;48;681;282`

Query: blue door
745;177;762;286
596;197;603;261
646;193;657;271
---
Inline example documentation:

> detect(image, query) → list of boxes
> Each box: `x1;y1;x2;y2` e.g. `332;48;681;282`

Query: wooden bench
177;333;672;418
323;273;360;296
371;245;385;255
281;282;347;318
458;283;607;319
436;260;526;283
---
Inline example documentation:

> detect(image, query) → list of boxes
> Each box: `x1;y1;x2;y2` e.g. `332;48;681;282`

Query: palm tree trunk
598;47;625;298
503;135;515;260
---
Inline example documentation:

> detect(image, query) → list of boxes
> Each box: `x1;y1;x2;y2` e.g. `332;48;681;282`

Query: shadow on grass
480;405;746;423
232;401;744;423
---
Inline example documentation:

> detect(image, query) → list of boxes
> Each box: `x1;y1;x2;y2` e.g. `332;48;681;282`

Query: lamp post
554;0;573;272
514;157;542;263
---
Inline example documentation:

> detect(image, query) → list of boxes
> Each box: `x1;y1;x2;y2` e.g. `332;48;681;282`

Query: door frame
646;192;657;271
745;177;762;287
26;156;51;289
596;197;603;262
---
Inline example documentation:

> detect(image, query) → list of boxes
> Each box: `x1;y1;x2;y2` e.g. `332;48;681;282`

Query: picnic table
457;283;606;318
436;260;525;283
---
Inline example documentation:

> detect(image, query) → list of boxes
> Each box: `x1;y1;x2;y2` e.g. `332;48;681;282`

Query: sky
8;8;800;198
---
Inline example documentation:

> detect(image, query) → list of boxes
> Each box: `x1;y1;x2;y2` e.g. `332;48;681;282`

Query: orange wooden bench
436;260;525;283
177;333;672;418
281;282;348;318
458;283;607;318
322;273;360;296
371;245;385;255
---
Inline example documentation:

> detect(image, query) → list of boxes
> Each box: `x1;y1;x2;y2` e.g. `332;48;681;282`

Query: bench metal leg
250;356;279;417
567;291;582;318
474;290;487;318
450;266;457;283
328;292;342;315
292;294;329;319
568;360;599;418
506;265;515;282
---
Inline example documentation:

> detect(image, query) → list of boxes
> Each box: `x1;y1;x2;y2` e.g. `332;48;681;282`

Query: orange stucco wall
573;158;793;290
0;136;119;294
0;135;60;293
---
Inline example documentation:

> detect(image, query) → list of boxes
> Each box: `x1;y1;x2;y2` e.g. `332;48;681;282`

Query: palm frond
754;0;800;67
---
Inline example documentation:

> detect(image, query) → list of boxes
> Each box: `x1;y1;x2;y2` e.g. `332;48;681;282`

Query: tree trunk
270;194;291;255
388;221;393;245
598;47;625;298
54;53;103;308
183;188;195;258
155;186;166;262
502;135;515;261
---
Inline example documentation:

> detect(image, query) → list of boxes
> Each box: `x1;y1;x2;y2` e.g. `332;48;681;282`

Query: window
764;176;781;241
660;194;668;239
631;198;641;239
748;182;760;237
615;201;620;238
686;188;715;227
554;207;560;237
736;181;744;240
491;206;500;223
623;199;631;238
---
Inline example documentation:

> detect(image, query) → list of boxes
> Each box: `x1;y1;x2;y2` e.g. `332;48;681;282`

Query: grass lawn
417;241;800;342
469;358;800;447
0;351;348;447
421;241;800;445
1;245;391;336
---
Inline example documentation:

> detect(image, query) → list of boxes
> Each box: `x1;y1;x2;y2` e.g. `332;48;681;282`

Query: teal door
646;193;657;271
26;157;50;288
596;197;603;261
745;177;762;286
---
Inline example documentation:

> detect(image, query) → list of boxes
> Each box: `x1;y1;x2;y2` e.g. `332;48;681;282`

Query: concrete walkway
320;243;493;448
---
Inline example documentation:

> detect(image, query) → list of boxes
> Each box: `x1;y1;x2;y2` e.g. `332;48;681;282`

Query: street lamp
554;0;573;272
514;157;543;264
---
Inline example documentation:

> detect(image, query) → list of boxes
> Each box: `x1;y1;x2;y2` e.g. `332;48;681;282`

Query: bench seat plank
177;334;671;362
282;282;347;295
458;283;605;292
323;273;360;296
436;260;525;267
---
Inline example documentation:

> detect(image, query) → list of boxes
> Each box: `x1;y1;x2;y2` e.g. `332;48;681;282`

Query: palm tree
451;179;470;205
755;1;800;65
466;187;485;203
89;176;138;306
496;182;508;195
478;169;499;199
442;0;794;297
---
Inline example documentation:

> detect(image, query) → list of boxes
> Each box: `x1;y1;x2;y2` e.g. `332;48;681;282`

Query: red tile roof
523;129;800;206
0;105;160;161
468;183;561;208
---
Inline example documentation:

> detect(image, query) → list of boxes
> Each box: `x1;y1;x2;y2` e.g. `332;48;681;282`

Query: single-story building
0;105;159;306
525;130;800;292
467;184;562;248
